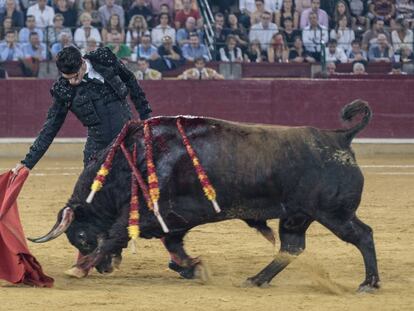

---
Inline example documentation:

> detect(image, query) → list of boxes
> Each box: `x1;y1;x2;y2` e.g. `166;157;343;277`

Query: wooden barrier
0;79;413;138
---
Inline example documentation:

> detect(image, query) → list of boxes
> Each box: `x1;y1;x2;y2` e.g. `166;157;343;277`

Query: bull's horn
28;207;74;243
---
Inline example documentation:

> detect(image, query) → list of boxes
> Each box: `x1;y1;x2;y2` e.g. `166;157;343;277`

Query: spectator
320;0;339;18
244;39;263;62
399;44;414;63
176;16;202;47
50;30;73;58
267;32;289;63
0;0;24;28
219;34;243;62
127;0;152;25
396;0;414;21
182;31;209;62
80;0;101;28
249;11;278;52
101;13;124;44
178;57;224;80
347;39;368;63
300;0;328;29
368;33;393;62
227;13;249;52
288;35;316;63
99;0;124;28
251;0;267;26
106;29;131;61
388;62;407;74
174;0;201;29
126;15;149;50
133;33;158;60
349;0;369;35
332;0;352;29
46;14;71;46
18;15;44;44
27;0;55;29
275;0;299;29
134;57;162;80
330;15;355;54
326;62;337;75
148;0;174;16
0;30;23;61
352;62;367;74
82;36;98;54
368;0;396;25
175;0;198;11
0;16;14;41
152;35;184;71
282;17;301;48
22;31;47;60
212;12;230;53
302;11;328;61
361;18;390;51
54;0;77;28
74;12;102;49
296;0;311;15
325;39;348;63
151;12;175;47
239;0;257;28
152;3;172;26
391;18;413;53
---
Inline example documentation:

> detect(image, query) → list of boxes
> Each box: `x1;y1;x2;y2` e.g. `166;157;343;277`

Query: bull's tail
340;99;372;145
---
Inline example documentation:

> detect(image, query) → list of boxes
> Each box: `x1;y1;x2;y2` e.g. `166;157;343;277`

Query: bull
30;100;380;292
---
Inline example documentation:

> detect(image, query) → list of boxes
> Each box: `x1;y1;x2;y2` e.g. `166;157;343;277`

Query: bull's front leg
162;232;210;281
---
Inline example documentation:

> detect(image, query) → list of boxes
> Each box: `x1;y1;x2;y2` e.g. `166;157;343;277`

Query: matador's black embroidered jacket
22;47;152;169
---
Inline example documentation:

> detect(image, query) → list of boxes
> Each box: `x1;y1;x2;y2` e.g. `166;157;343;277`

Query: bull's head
28;205;115;274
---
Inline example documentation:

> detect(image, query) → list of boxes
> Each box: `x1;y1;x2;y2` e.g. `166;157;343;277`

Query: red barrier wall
1;79;413;138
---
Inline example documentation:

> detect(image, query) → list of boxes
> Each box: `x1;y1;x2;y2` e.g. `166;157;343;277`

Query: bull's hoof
168;260;196;279
194;261;211;283
357;277;380;293
64;266;88;278
242;277;270;288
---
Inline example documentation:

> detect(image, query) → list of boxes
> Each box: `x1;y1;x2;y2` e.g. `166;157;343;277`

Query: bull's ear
28;207;74;243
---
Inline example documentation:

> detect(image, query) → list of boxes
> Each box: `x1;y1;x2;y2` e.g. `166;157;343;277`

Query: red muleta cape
0;169;54;287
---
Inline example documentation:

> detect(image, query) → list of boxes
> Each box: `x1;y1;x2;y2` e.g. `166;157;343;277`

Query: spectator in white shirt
27;0;55;29
74;12;102;49
391;18;413;53
249;11;278;51
302;11;328;61
330;15;355;54
151;12;176;47
325;39;348;63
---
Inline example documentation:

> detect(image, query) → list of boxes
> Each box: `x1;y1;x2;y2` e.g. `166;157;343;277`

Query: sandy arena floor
0;153;413;311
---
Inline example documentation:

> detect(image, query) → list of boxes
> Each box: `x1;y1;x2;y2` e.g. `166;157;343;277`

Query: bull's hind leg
318;215;380;292
162;232;207;280
245;216;312;287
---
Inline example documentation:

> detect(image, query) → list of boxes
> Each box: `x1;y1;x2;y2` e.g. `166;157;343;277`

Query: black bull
31;100;380;291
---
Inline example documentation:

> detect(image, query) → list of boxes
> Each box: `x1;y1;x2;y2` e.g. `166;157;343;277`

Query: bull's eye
77;231;87;240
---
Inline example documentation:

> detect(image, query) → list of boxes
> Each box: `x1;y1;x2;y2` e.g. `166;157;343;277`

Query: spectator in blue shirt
0;30;23;61
134;33;158;60
22;32;47;60
51;31;74;59
182;32;210;62
176;16;203;47
18;15;44;44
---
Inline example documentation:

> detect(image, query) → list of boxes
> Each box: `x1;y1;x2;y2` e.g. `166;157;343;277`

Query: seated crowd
0;0;413;79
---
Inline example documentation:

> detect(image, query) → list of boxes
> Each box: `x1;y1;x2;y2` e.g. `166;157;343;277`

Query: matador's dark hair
56;46;83;74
